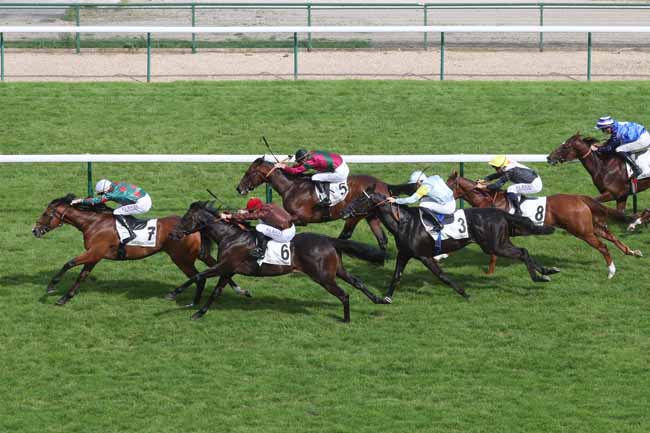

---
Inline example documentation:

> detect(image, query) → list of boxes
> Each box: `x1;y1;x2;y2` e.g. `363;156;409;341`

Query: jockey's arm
395;185;429;205
597;137;618;154
82;195;109;206
283;163;307;175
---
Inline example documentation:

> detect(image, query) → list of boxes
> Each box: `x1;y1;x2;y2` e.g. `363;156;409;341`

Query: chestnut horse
236;157;414;252
32;194;245;306
547;132;650;212
446;172;642;279
628;208;650;232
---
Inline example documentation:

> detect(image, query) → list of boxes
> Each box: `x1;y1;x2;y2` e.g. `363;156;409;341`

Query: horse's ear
451;170;458;178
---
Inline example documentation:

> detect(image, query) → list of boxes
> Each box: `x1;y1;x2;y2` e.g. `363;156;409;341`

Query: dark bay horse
32;194;245;306
342;185;559;302
169;201;390;322
236;157;414;252
447;172;642;279
547;132;650;211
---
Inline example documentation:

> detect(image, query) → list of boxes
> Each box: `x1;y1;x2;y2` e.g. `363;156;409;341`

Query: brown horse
446;172;642;278
32;194;245;306
547;132;650;212
236;157;412;252
628;208;650;232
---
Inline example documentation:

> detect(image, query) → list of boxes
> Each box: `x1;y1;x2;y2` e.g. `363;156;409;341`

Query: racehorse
547;132;650;212
342;185;560;302
236;157;415;252
32;194;246;306
169;201;390;322
447;172;642;278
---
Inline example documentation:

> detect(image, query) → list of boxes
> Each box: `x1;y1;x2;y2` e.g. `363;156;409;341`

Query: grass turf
1;81;650;433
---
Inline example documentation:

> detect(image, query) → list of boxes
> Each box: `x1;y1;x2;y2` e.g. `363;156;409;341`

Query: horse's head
446;171;468;198
342;184;384;219
237;157;275;195
171;201;218;240
627;208;650;232
32;194;76;238
547;131;595;165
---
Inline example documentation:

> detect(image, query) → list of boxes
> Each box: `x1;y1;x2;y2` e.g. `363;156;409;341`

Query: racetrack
2;81;650;433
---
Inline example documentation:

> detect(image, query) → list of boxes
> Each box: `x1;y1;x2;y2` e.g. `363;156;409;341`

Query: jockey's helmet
246;197;264;211
95;179;112;194
489;155;509;168
409;170;427;184
595;116;615;130
295;149;309;162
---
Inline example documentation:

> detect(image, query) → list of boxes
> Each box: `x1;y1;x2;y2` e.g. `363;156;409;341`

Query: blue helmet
595;116;615;130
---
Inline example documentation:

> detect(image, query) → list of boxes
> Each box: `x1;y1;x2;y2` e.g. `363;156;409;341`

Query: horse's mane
254;156;312;181
49;193;114;214
580;135;600;145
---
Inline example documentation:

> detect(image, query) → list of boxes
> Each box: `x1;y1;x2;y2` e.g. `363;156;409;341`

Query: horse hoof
546;267;561;275
46;286;56;295
608;272;615;280
538;275;551;283
55;297;68;306
633;250;643;257
383;296;393;304
164;292;177;301
434;254;449;262
191;311;205;320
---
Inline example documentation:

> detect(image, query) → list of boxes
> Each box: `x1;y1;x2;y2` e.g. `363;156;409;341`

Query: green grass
1;81;650;433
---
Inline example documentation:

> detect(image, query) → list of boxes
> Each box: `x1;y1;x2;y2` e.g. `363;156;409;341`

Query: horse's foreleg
336;265;389;305
594;191;615;204
366;216;389;252
192;277;229;320
492;243;550;283
487;255;497;275
385;252;411;303
338;216;362;240
56;263;98;306
417;256;469;299
594;225;643;257
199;255;251;298
47;258;77;294
580;233;616;279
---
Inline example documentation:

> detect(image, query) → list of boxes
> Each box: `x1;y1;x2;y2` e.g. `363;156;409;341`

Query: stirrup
250;247;265;259
117;242;128;259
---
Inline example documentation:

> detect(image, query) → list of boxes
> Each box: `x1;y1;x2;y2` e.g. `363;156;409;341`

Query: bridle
357;190;400;222
450;177;497;206
49;204;70;228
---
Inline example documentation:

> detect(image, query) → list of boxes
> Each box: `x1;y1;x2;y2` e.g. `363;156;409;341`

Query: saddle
419;207;454;232
123;215;149;231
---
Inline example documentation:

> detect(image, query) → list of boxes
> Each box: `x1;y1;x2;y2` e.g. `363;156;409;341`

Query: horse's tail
199;230;214;260
329;238;387;264
387;182;418;197
579;196;636;223
504;212;555;236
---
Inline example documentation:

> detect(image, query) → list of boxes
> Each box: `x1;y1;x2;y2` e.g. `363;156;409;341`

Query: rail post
1;32;4;82
293;32;298;80
423;5;428;50
87;162;93;196
75;5;81;54
266;184;273;203
307;4;312;52
147;32;151;82
459;161;465;208
191;3;197;54
538;3;544;52
587;32;592;81
440;31;445;80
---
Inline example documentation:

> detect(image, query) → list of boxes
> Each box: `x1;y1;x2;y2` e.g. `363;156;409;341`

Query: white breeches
113;194;152;215
616;131;650;154
419;198;456;215
311;162;350;183
256;223;296;243
507;177;543;195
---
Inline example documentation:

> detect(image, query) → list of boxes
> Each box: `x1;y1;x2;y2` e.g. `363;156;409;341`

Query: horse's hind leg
580;233;616;279
594;225;643;257
417;256;470;299
492;242;549;283
366;216;389;252
56;263;98;306
192;277;229;320
336;263;389;305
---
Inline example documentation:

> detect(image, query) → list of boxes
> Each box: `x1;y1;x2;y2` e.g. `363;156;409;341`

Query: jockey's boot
115;214;135;259
507;192;523;216
316;182;331;207
621;152;643;178
250;231;269;259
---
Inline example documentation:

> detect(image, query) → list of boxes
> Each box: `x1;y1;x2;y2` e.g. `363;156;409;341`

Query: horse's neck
267;169;297;197
64;208;103;232
375;203;405;235
205;221;250;244
580;150;612;184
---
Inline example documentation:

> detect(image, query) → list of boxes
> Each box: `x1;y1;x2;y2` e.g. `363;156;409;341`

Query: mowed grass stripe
1;81;649;433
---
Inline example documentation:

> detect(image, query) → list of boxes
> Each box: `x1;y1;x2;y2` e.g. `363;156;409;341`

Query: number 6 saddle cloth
419;208;470;241
510;196;547;226
115;217;158;248
258;240;292;266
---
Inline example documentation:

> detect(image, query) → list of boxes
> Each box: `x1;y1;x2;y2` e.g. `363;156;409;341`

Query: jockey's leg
112;195;152;259
507;178;542;216
419;199;455;231
251;223;279;258
311;163;349;206
616;132;650;178
618;151;642;178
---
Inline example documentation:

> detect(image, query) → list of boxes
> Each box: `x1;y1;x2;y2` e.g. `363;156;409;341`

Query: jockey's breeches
419;198;456;215
507;176;543;195
616;131;650;154
113;194;152;215
256;223;296;243
311;162;350;183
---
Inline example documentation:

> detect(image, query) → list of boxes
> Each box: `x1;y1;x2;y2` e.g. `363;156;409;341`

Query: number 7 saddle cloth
115;218;158;247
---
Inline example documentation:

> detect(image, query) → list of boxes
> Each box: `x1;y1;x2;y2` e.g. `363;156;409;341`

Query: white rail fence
1;25;647;81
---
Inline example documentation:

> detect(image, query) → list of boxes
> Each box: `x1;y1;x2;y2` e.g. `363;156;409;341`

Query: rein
51;205;70;227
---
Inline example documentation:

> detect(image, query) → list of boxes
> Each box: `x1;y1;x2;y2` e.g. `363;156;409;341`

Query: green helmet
295;149;309;162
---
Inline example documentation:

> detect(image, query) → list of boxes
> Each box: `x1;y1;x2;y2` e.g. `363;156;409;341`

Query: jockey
221;197;295;259
478;156;542;216
387;170;456;230
71;179;152;258
275;149;349;207
592;116;650;179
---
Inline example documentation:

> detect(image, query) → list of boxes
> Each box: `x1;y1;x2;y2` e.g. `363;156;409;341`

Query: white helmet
409;170;427;184
95;179;112;194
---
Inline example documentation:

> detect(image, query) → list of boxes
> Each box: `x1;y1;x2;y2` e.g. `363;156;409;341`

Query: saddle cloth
116;218;158;247
420;208;470;241
625;149;650;180
258;240;292;266
315;181;350;207
510;196;547;226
